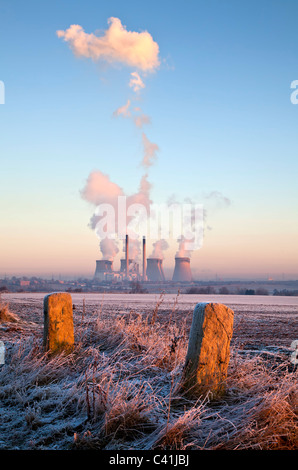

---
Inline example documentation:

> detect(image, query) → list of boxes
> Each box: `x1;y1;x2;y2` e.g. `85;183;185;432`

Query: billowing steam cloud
81;170;152;260
57;18;160;72
99;238;119;261
176;236;192;258
173;191;231;257
80;171;124;260
81;171;124;208
165;195;205;259
150;239;169;259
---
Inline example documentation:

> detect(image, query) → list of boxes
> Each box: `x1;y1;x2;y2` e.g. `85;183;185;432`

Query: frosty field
2;292;298;349
0;292;297;450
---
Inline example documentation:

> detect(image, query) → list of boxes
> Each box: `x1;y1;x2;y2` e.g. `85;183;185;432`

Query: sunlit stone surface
183;302;234;397
43;293;74;353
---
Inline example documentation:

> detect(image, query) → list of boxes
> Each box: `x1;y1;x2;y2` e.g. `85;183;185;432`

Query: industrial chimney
172;257;192;282
94;259;113;280
143;236;147;281
125;234;129;278
146;258;165;282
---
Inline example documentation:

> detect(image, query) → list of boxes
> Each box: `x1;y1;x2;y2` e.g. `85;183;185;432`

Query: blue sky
0;0;297;279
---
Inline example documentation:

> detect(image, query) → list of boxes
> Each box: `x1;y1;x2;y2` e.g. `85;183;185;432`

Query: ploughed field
0;293;297;450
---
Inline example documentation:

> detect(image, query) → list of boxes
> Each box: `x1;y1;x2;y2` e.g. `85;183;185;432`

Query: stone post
43;292;74;353
183;302;234;398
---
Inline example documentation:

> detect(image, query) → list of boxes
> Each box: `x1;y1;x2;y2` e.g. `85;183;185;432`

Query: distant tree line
273;289;298;296
185;286;270;295
186;286;298;296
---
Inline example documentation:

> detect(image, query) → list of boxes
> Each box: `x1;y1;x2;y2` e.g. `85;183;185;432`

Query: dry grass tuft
0;298;20;323
104;395;153;440
151;406;203;450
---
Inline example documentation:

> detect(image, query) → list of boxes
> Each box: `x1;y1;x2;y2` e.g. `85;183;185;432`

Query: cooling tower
120;258;132;272
146;258;165;282
94;259;113;280
172;257;192;282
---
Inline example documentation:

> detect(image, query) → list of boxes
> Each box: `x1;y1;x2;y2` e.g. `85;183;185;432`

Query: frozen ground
0;292;297;450
1;292;298;351
3;291;298;307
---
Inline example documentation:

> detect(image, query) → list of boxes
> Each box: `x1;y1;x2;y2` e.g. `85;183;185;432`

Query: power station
94;235;193;283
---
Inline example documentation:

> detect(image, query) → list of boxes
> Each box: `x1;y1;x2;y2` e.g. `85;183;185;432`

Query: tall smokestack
146;258;165;282
125;234;129;278
143;236;147;281
172;257;192;282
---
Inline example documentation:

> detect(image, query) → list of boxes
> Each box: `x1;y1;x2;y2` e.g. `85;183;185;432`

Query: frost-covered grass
0;299;297;450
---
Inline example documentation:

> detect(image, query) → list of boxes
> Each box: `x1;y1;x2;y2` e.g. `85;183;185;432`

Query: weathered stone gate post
43;292;74;353
182;302;234;397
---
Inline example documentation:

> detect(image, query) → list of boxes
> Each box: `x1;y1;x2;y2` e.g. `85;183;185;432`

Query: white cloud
57;17;160;72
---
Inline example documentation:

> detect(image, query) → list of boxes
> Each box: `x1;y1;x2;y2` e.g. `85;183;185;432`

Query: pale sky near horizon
0;0;298;280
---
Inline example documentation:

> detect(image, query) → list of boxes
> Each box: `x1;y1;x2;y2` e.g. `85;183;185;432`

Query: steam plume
81;170;152;261
129;71;145;92
150;239;169;259
175;235;192;258
142;133;159;168
134;113;151;128
113;99;131;118
58;18;165;263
